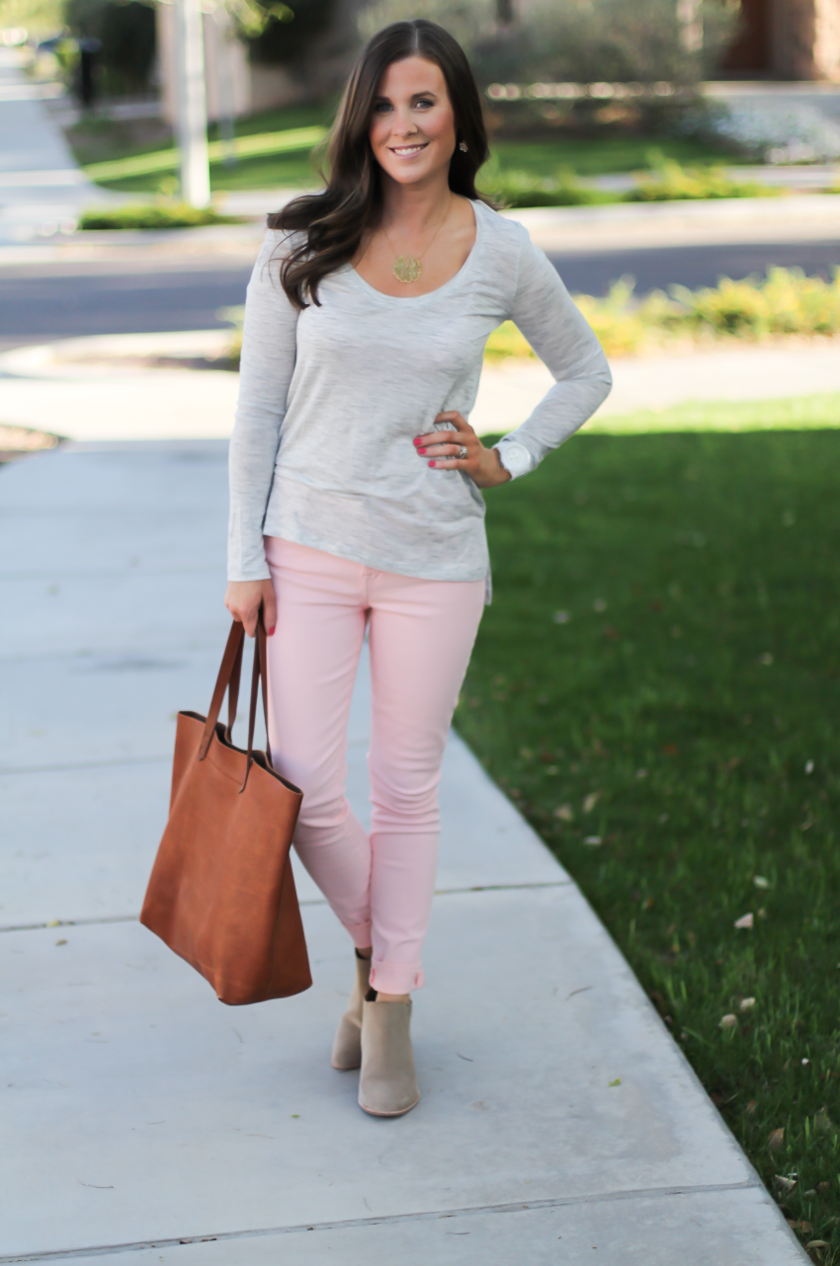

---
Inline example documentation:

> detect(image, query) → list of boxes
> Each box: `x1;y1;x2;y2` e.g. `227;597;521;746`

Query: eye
415;98;434;109
373;101;392;114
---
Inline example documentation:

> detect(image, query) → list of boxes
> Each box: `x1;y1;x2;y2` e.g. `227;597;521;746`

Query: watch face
500;442;531;478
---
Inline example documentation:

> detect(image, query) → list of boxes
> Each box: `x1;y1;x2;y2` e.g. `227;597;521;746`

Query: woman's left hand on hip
413;411;511;489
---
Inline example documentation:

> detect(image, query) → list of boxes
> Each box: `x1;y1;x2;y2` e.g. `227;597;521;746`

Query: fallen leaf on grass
773;1173;795;1193
583;791;601;813
552;610;570;624
649;990;667;1014
753;875;770;889
734;913;754;929
807;1243;829;1251
768;1128;785;1153
593;598;607;612
584;836;602;846
719;1014;738;1029
815;1107;834;1133
740;997;756;1011
759;652;774;666
554;804;574;822
789;1221;813;1233
745;1100;757;1115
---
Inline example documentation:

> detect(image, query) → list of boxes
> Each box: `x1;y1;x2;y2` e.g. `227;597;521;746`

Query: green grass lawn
455;404;840;1262
485;133;746;179
67;100;743;195
68;103;333;194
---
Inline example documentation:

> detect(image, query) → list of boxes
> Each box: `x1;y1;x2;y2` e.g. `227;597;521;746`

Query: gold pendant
393;255;422;284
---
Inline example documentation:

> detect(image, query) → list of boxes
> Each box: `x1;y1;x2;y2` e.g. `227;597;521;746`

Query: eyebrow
373;91;439;102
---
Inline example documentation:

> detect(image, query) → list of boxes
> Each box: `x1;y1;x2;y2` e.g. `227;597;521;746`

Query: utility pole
174;0;211;207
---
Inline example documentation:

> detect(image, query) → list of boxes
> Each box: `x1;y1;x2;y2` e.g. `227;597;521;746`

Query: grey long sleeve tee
228;197;612;587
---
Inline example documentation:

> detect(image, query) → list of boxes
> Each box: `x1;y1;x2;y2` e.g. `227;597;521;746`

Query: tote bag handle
198;606;272;785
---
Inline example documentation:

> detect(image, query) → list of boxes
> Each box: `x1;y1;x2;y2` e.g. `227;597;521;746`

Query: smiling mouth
389;143;428;157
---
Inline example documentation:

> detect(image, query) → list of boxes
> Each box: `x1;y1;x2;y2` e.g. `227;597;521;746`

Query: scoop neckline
344;197;484;303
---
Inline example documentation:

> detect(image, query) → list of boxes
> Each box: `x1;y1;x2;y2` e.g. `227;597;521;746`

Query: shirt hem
262;526;490;585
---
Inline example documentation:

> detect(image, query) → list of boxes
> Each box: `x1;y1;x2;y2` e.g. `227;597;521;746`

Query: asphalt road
0;238;837;342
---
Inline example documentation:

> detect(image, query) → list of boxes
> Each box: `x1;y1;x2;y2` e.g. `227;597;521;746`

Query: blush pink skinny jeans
264;537;485;995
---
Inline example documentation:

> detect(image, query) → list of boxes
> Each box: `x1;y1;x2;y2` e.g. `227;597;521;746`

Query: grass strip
455;415;840;1261
585;396;840;435
82;125;327;182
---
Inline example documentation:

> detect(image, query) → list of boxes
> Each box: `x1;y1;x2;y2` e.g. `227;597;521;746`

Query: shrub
480;157;778;211
359;0;739;91
78;203;246;229
243;0;337;65
479;161;613;208
705;100;840;165
484;268;840;359
626;153;775;202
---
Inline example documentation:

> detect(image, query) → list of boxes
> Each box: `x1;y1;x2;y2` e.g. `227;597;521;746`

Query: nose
390;106;418;138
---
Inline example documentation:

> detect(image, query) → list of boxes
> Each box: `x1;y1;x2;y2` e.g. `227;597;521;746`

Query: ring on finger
458;444;468;460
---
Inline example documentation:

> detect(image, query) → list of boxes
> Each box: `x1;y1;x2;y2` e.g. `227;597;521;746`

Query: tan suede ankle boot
330;953;371;1071
358;998;420;1117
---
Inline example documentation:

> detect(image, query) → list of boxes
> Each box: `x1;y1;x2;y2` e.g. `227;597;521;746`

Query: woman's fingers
224;580;276;638
413;410;473;451
414;412;479;469
261;580;277;637
435;410;470;432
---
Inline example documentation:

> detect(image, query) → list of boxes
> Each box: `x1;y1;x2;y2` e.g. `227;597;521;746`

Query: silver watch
495;441;532;480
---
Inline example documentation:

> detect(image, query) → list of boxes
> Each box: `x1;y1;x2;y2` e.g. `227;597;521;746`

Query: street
0;237;838;344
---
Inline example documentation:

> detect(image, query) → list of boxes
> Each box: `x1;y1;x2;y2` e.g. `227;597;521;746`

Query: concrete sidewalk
0;440;807;1264
0;50;117;245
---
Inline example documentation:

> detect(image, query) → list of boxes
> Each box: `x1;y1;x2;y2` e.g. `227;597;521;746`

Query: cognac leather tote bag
140;613;312;1004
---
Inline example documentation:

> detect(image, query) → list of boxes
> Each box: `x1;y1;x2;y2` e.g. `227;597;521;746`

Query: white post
174;0;211;208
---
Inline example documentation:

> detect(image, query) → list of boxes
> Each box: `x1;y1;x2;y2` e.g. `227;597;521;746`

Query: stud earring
458;140;468;152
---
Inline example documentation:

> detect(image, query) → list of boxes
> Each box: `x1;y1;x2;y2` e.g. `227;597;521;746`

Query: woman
224;19;611;1118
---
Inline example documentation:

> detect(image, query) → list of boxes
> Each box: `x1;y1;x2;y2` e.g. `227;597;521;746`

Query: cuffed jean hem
369;959;425;994
344;920;373;949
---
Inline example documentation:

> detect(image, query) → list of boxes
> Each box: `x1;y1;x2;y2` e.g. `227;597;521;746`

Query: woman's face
368;56;457;187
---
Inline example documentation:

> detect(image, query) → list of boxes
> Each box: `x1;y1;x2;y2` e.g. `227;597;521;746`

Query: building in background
722;0;840;79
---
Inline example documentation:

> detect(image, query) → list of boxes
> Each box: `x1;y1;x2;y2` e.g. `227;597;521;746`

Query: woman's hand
224;579;277;638
414;411;511;489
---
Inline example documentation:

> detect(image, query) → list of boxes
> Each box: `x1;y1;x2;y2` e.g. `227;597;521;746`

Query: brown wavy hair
269;19;494;310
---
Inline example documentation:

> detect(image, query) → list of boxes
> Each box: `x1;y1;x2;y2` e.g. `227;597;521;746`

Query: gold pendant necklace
392;255;423;284
383;197;453;285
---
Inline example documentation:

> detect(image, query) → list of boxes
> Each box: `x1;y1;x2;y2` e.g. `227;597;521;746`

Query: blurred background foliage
360;0;740;90
18;0;744;110
64;0;156;94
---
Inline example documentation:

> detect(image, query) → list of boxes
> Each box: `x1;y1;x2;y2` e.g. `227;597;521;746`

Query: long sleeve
227;231;300;581
495;231;612;478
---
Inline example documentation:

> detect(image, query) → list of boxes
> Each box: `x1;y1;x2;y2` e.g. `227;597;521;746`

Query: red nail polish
413;438;421;446
267;626;276;635
429;460;436;467
417;447;426;454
